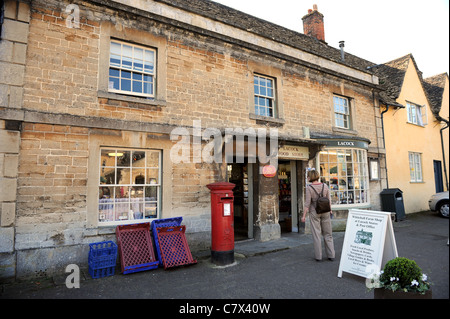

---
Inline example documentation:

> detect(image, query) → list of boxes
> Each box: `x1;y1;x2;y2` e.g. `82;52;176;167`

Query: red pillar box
206;182;236;266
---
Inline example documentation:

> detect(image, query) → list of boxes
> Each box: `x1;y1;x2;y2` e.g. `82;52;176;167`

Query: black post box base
211;250;234;266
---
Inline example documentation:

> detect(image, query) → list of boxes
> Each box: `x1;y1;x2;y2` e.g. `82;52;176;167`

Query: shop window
98;148;161;225
108;40;156;98
409;152;423;182
254;74;276;118
319;149;369;206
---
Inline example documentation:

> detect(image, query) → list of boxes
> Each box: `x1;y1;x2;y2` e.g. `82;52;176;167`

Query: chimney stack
339;40;345;62
302;4;325;42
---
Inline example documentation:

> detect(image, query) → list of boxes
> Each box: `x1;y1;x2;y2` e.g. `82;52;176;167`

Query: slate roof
423;73;448;117
369;54;429;108
156;0;376;74
127;1;449;116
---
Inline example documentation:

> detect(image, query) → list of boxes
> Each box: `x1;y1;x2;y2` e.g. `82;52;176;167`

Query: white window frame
254;74;276;118
406;102;427;126
409;152;423;182
108;40;156;98
319;148;370;208
333;95;351;129
98;148;162;226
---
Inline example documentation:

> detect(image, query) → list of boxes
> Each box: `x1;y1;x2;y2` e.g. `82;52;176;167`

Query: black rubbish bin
380;188;406;221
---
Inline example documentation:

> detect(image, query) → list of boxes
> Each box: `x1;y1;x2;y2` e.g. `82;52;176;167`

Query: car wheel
437;201;449;218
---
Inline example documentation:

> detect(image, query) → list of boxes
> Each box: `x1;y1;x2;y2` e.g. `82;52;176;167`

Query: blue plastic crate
89;265;115;279
88;241;117;279
151;217;183;265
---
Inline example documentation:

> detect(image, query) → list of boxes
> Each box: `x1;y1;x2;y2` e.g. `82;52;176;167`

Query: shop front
314;137;372;212
226;140;322;241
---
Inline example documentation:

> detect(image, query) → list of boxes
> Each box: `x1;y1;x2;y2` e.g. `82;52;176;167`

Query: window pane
132;169;146;185
116;151;130;167
143;81;153;95
134;47;143;60
145;186;158;201
122;56;132;69
109;77;119;90
109;68;120;77
147;168;159;184
110;41;121;55
100;167;115;185
110;55;121;67
144;62;154;73
133;81;142;93
122;44;132;57
121;79;131;91
121;70;131;79
260;86;266;96
146;151;160;167
145;50;154;63
144;202;157;219
133;60;144;72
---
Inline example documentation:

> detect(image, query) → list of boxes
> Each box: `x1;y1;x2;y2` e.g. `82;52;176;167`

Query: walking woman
301;170;335;261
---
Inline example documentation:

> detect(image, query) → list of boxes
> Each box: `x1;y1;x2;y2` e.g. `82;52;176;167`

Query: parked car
428;191;449;218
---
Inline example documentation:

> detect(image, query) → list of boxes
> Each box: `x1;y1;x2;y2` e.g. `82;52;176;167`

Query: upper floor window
109;40;156;98
254;74;276;118
406;102;427;126
334;95;351;129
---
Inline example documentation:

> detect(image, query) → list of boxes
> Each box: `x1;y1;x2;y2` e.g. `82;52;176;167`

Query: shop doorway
227;162;251;241
278;160;298;233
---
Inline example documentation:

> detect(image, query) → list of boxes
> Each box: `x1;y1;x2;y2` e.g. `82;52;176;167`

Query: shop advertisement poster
338;209;398;279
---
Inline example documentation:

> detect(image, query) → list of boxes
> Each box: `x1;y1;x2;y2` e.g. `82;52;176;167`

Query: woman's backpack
309;184;331;214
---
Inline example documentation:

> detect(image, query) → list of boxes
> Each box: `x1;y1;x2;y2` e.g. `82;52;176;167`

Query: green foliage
368;257;431;294
380;257;422;288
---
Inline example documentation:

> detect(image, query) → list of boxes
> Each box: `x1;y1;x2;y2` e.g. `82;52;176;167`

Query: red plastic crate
116;223;159;274
155;225;197;269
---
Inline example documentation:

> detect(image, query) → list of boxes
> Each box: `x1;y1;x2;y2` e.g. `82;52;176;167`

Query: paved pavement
1;211;448;307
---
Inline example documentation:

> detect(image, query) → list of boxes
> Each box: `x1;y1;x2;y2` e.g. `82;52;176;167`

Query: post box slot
221;197;234;201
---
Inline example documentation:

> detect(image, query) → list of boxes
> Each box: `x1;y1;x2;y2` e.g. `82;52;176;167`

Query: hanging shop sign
262;165;277;178
338;209;398;279
278;145;309;160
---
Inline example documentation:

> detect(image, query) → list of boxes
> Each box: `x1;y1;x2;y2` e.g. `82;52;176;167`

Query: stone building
0;0;387;280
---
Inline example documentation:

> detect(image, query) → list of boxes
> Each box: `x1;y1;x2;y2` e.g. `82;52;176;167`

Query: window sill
332;126;358;135
406;121;426;128
98;90;167;107
249;113;285;125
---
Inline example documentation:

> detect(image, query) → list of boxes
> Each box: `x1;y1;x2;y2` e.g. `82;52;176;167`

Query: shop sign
338;209;398;279
321;140;369;150
278;145;309;160
262;165;277;178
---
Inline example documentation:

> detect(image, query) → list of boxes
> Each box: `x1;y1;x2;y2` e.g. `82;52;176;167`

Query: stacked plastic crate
88;241;118;279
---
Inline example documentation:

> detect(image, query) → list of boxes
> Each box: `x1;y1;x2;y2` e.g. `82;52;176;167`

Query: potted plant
368;257;432;299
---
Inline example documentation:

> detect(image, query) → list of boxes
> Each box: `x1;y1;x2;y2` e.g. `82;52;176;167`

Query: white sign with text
338;209;398;278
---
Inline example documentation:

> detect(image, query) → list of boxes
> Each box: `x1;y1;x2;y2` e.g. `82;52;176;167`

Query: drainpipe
380;105;390;189
440;122;449;191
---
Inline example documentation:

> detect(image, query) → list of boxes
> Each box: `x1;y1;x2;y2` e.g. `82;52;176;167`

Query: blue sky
213;0;450;79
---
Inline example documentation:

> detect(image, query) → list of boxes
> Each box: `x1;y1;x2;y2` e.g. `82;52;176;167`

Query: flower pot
374;288;432;299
